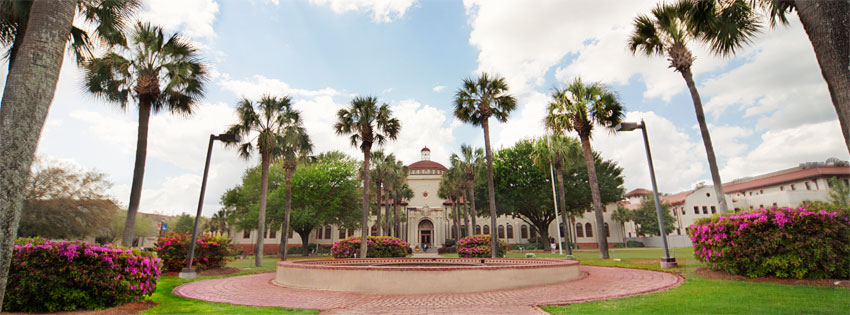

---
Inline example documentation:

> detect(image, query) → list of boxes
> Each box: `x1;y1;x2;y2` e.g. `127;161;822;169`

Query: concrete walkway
173;266;683;314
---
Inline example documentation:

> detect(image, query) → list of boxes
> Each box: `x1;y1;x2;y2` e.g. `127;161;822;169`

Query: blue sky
6;0;847;217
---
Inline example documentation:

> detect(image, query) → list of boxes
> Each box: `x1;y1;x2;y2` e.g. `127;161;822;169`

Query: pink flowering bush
154;233;233;272
689;206;850;279
331;236;409;258
4;238;161;312
457;235;506;258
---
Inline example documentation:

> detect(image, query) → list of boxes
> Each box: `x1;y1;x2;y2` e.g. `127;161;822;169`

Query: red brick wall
576;242;620;249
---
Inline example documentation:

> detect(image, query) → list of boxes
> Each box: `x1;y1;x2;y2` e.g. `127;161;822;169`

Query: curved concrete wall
274;258;582;294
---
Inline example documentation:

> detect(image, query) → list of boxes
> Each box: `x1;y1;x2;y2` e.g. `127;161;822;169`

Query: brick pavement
173;266;683;314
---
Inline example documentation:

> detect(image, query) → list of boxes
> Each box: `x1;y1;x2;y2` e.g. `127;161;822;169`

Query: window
805;182;811;190
791;184;796;190
498;225;505;238
585;223;593;237
706;192;711;197
759;204;764;209
461;225;468;238
694;206;699;214
243;230;250;238
702;206;708;214
575;223;584;237
475;225;481;234
269;229;277;239
347;229;353;238
324;226;332;239
748;191;752;196
734;208;740;211
507;224;514;239
315;228;322;239
521;225;528;239
710;206;716;214
604;223;610;237
772;202;777;207
844;179;849;186
483;225;490;235
559;223;565;236
289;229;294;239
780;186;785;191
759;189;764;194
677;228;681;235
339;228;346;239
370;225;378;236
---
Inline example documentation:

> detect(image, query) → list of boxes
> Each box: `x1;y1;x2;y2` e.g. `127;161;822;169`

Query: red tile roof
661;191;692;206
408;160;447;171
722;165;849;193
625;188;652;198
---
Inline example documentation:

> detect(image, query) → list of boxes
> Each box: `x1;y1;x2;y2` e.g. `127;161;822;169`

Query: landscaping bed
695;267;850;288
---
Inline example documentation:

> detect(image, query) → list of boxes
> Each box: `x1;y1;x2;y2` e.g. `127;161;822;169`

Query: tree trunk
468;182;477;234
360;148;371;258
579;135;609;259
454;198;461;241
681;68;729;213
375;181;382;236
121;102;151;247
481;119;499;258
555;166;572;255
462;189;471;237
539;227;551;251
0;0;75;307
298;230;311;256
255;154;271;267
794;1;850;154
280;166;293;260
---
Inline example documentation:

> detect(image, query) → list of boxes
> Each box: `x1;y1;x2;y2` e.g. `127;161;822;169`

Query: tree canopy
631;197;676;237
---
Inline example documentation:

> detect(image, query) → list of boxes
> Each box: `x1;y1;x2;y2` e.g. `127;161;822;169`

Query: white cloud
493;91;549;148
721;120;850;181
704;124;753;159
432;85;446;92
382;99;455;166
309;0;417;23
139;0;219;40
218;74;345;100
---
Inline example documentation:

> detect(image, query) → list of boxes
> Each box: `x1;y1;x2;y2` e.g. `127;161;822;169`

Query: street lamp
615;120;678;268
179;133;241;279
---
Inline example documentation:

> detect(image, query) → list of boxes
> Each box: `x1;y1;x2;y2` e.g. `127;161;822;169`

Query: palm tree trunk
555;166;572;255
393;190;400;237
255;154;271;267
280;166;293;260
579;135;609;259
681;67;729;213
794;1;850;154
481;118;498;258
375;181;382;236
360;149;371;258
454;198;461;240
122;102;151;247
0;0;75;306
462;189;471;237
468;183;477;234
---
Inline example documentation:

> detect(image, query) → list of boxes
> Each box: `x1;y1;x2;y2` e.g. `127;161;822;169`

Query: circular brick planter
274;258;581;294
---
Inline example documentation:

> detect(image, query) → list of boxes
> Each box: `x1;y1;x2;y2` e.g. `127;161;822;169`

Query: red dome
421;146;431;152
408;160;447;171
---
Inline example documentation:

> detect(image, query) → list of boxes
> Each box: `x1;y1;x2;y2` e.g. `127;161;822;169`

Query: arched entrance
418;219;433;247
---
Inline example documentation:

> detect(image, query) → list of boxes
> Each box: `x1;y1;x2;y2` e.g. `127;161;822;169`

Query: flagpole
546;133;564;256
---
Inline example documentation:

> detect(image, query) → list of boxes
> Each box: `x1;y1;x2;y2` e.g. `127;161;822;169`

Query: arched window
243;230;250;239
324;226;332;239
269;229;277;239
461;225;467;237
604;223;610;237
483;225;490;235
585;223;593;237
507;224;514;239
498;225;505;238
370;225;378;236
288;229;293;238
347;229;354;238
575;223;584;237
521;225;528;239
339;228;346;239
559;223;564;236
475;225;481;234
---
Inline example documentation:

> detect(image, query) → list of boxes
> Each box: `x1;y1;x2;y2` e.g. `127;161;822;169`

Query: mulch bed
633;259;694;265
694;267;850;288
5;300;157;315
162;267;242;277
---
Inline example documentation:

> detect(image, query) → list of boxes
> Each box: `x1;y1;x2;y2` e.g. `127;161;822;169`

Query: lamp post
615;120;678;268
179;133;241;279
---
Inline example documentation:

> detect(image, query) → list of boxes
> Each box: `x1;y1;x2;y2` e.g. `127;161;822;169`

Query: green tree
611;205;633;245
827;177;850;209
84;22;207;247
454;73;517;258
531;135;582;255
439;165;466;241
451;144;484;237
334;96;400;258
0;1;80;304
631;197;676;237
385;159;408;237
545;78;624;259
628;0;759;214
225;95;295;267
396;183;414;241
370;150;396;236
273;99;312;261
206;209;229;237
561;155;626;219
172;213;195;234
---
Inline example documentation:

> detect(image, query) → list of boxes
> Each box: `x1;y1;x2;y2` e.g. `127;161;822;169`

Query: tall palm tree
334;96;400;258
611;206;632;247
275;102;312;261
628;0;759;214
386;160;407;237
208;209;228;236
531;134;582;255
84;22;207;247
0;0;77;305
438;169;463;242
454;73;517;257
545;78;624;259
369;150;396;236
451;144;484;237
397;182;414;240
0;0;140;69
225;95;295;267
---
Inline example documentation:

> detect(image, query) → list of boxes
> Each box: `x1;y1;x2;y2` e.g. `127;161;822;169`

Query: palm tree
545;78;623;259
208;209;228;236
386;160;407;237
531;134;582;255
438;169;463;242
370;150;396;236
84;22;207;247
334;96;401;258
225;95;296;267
275;102;312;261
451;144;484;237
397;182;414;240
0;0;140;69
628;0;759;214
611;206;632;247
0;0;77;305
454;73;517;257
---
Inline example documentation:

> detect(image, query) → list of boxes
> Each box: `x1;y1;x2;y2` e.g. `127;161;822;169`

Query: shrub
437;246;457;254
331;236;409;258
154;233;233;272
689;206;850;279
513;242;541;250
4;238;161;312
457;235;506;258
614;240;645;248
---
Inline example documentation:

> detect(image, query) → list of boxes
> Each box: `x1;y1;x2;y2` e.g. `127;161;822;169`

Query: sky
4;0;847;217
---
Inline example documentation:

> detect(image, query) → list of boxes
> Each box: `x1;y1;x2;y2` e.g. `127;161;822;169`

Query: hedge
457;234;506;258
689;206;850;279
154;233;233;272
331;236;409;258
4;238;161;312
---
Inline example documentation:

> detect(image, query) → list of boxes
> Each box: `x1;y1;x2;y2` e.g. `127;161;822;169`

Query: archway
418;219;433;248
